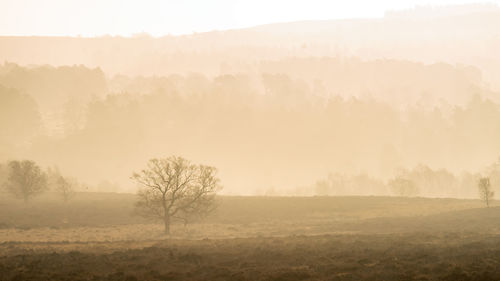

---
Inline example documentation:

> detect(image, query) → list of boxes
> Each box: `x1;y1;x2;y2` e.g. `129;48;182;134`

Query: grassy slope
0;192;497;234
2;193;500;280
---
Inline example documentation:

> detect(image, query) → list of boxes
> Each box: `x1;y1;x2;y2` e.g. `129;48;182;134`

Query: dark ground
1;194;499;280
2;233;500;281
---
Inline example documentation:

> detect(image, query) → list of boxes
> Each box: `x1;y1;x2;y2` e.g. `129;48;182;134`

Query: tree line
0;157;222;234
0;156;495;235
1;62;500;195
311;159;500;200
0;160;76;203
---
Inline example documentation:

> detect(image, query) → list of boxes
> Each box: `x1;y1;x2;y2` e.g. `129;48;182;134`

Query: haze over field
1;2;500;197
4;2;500;280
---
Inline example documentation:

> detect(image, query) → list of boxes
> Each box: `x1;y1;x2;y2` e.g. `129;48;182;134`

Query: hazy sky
0;0;499;36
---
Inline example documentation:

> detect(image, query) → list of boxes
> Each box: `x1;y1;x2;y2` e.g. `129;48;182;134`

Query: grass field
0;193;499;280
0;192;487;227
2;233;500;281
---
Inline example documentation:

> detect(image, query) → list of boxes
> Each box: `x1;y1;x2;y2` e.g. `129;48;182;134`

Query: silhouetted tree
47;167;76;202
56;176;76;202
5;160;47;202
314;180;330;196
389;177;419;197
478;177;494;207
132;156;221;234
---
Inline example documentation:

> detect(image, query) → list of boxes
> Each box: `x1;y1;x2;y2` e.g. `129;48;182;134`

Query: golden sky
0;0;498;36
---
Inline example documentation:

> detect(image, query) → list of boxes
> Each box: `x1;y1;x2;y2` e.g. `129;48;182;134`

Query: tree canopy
5;160;47;202
132;156;221;234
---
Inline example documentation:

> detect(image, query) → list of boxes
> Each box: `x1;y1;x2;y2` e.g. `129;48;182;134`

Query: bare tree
5;160;47;202
131;156;222;234
389;177;419;197
47;167;76;202
478;177;494;207
55;176;75;202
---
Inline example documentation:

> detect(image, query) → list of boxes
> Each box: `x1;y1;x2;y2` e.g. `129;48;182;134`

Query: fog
4;3;500;280
1;4;500;198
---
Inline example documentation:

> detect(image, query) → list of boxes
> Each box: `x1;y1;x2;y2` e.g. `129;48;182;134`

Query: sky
0;0;499;37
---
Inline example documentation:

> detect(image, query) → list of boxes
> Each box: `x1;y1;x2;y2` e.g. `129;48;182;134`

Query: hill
1;5;500;89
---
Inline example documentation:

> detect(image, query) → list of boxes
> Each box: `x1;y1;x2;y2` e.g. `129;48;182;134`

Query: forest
1;59;499;197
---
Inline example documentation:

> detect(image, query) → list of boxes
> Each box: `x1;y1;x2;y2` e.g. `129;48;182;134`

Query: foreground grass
1;233;500;281
0;195;499;280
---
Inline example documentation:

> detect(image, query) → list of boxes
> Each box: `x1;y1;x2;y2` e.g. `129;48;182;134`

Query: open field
0;193;497;241
1;194;500;280
0;192;488;228
2;3;500;280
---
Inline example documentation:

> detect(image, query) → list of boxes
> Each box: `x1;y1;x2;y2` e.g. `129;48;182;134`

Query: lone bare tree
478;177;494;207
5;160;47;202
131;156;222;234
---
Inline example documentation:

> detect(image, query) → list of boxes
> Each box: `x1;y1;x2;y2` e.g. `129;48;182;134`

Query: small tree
5;160;47;202
478;177;494;207
314;180;330;196
389;177;418;197
47;167;75;202
132;156;222;234
55;176;75;202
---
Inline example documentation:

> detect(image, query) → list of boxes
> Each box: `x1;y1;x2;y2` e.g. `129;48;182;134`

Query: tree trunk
164;216;171;234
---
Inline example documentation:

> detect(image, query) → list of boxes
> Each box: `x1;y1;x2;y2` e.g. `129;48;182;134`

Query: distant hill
1;4;499;89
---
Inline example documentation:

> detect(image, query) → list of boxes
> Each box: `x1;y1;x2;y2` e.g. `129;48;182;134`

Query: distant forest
1;58;499;197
